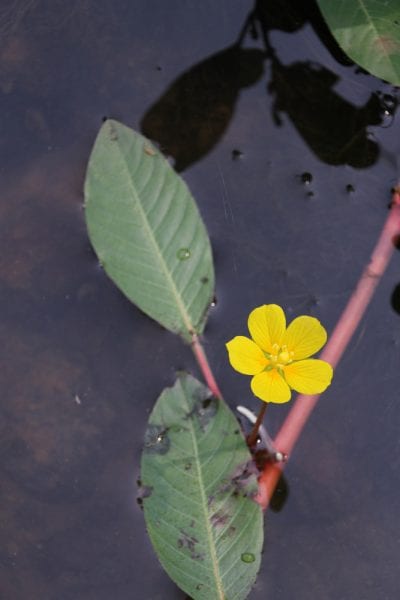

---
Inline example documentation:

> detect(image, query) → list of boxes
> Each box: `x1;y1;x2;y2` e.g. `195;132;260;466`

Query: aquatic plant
85;118;400;598
83;2;400;596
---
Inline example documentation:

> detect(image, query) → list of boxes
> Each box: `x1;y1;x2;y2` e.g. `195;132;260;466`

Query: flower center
266;343;294;369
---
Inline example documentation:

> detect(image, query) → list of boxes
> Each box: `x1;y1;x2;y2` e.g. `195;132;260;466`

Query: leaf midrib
117;133;195;335
181;385;225;600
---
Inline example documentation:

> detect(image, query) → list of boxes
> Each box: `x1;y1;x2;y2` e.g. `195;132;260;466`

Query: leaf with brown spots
140;373;263;600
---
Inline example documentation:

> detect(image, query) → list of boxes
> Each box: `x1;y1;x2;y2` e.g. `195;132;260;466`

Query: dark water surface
1;1;400;598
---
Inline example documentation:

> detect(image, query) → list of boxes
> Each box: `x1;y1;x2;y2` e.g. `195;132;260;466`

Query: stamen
278;349;290;363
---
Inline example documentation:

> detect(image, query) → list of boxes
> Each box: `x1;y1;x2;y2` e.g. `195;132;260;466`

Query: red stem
191;333;223;399
256;187;400;510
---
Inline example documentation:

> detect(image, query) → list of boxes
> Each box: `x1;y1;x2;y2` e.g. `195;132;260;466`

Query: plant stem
256;187;400;510
247;403;267;447
191;334;223;399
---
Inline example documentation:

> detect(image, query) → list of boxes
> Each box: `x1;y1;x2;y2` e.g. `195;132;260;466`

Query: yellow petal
248;304;286;353
251;369;291;404
283;316;327;360
283;359;333;395
226;336;268;375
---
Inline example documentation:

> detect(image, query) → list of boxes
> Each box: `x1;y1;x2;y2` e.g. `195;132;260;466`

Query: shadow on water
141;45;266;172
248;0;388;168
391;282;400;315
141;0;398;172
267;60;383;168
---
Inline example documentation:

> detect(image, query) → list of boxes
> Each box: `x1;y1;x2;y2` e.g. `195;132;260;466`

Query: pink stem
191;334;223;399
256;187;400;510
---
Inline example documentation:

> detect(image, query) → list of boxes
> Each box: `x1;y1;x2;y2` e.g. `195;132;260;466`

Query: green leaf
84;120;214;342
317;0;400;85
140;373;263;600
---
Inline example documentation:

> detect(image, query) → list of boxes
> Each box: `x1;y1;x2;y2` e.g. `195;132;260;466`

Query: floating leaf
84;120;214;342
140;373;263;600
317;0;400;84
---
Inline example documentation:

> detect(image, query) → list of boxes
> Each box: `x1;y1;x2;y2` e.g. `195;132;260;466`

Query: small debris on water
232;149;244;160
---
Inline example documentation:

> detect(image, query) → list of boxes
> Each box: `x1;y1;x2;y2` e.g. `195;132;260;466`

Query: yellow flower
226;304;333;404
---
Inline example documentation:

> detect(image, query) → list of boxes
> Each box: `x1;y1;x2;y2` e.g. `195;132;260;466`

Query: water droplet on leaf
177;248;191;260
241;552;255;563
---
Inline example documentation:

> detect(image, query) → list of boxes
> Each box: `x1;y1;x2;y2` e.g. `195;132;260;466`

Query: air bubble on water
379;94;396;127
300;172;313;184
177;248;191;260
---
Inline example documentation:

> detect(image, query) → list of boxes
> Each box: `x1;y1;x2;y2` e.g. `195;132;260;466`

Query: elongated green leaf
317;0;400;84
84;120;214;341
140;373;263;600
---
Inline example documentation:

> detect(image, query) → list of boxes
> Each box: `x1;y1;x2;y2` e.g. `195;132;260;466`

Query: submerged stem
256;186;400;510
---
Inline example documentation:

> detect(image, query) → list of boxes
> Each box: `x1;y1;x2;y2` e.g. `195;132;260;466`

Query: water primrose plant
83;6;400;594
84;119;400;600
